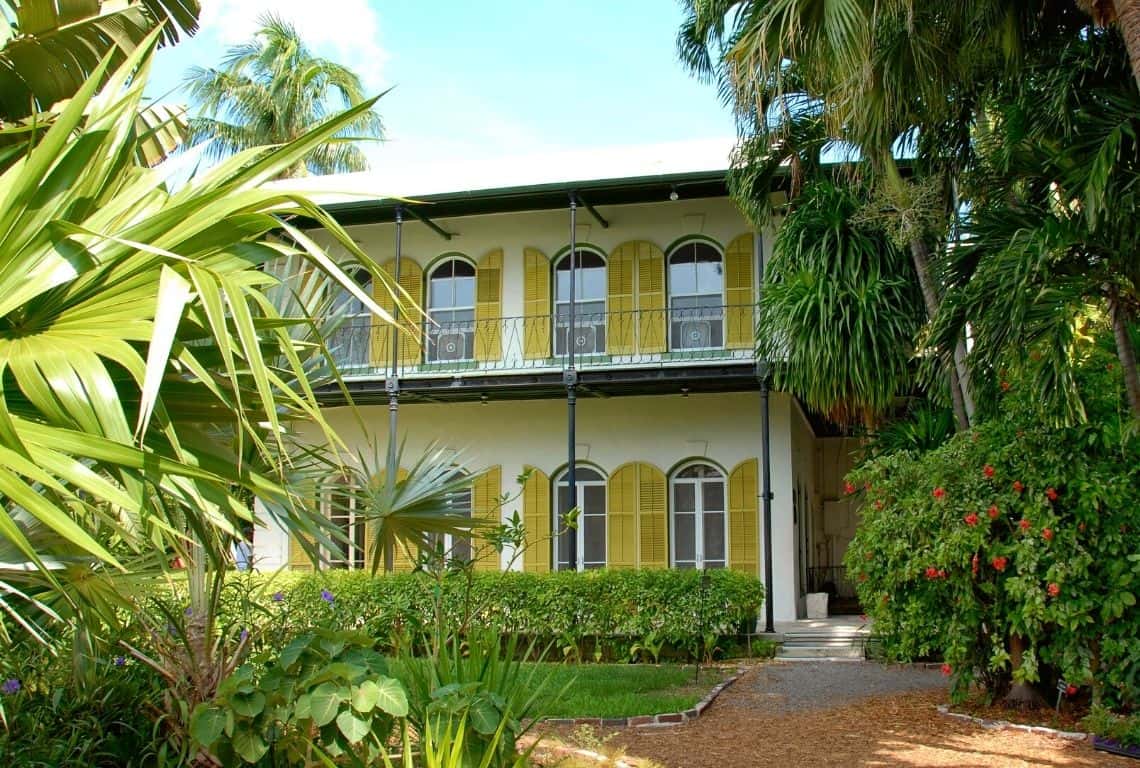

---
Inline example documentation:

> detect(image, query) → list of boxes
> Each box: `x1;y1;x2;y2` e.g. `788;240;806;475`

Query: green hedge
228;569;763;648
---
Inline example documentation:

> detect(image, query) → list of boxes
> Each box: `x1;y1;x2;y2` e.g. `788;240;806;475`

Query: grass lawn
530;664;732;719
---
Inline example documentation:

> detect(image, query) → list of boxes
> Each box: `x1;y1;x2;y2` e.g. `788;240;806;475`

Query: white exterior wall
255;390;802;622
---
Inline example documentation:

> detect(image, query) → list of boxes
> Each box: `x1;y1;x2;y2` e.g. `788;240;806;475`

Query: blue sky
147;1;737;181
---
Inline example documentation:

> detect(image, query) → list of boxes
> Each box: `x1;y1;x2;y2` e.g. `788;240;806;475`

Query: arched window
426;258;476;362
321;475;365;570
554;466;606;570
668;242;724;350
554;249;606;356
329;267;373;369
671;463;727;569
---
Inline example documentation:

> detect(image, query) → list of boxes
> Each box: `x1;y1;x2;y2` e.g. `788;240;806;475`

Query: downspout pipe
565;194;579;571
384;206;403;572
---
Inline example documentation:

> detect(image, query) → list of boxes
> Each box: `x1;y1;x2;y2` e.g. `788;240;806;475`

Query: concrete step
776;645;865;660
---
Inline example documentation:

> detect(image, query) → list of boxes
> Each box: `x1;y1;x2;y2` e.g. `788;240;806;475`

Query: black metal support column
384;206;404;572
759;362;774;633
565;194;579;572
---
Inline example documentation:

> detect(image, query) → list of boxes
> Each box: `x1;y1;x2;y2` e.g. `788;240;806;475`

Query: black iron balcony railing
326;304;758;377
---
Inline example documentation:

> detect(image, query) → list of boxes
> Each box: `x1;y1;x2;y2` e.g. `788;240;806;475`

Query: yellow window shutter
725;233;755;350
471;465;502;572
636;241;666;354
728;458;759;575
375;258;424;367
523;248;551;360
522;466;551;572
637;462;668;569
607;243;636;355
289;533;316;571
370;268;395;369
475;249;503;361
380;467;416;573
606;464;638;569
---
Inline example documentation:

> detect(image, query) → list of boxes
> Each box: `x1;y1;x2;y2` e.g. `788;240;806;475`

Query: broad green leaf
372;677;408;717
230;691;266;718
231;727;269;764
350;679;380;713
189;705;226;747
335;709;370;744
308;682;343;727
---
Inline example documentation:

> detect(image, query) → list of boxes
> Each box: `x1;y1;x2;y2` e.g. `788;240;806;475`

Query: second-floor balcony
326;304;758;379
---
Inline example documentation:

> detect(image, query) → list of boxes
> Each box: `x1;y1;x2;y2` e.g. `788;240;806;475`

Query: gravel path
542;661;1133;767
737;660;949;714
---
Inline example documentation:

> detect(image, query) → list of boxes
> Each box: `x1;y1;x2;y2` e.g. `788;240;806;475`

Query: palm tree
1078;1;1140;90
0;32;400;640
0;0;199;122
757;180;924;424
184;13;383;178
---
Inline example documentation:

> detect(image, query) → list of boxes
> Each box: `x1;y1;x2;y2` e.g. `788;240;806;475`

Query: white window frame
320;477;365;570
554;466;607;571
670;462;728;569
667;241;726;351
553;249;607;356
426;257;477;363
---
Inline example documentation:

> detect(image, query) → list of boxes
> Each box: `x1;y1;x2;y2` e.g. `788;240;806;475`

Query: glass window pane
454;276;475;308
556;485;571;516
584;516;606;565
696;260;724;294
670;262;697;296
674;513;696;563
429;278;452;309
571;467;604;483
452;535;471;563
452;260;475;278
673;482;695;513
702;480;725;512
579;267;606;301
555;270;570;301
703;512;726;562
556;528;570;569
583;484;605;515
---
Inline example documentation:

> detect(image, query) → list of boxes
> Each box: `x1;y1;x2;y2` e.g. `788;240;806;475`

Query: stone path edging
542;667;747;729
936;704;1089;741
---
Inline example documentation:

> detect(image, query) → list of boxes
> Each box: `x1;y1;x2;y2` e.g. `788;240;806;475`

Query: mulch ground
537;661;1134;767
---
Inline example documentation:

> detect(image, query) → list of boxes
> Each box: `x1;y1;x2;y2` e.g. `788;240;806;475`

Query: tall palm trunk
1108;284;1140;419
1115;0;1140;92
880;156;972;429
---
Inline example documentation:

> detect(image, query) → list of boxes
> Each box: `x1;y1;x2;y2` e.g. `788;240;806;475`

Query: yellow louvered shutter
607;243;636;355
289;534;316;571
637;463;668;569
636;242;666;354
523;248;551;360
606;464;638;569
471;466;502;572
382;467;416;573
373;258;423;368
725;234;755;350
475;249;503;361
728;459;759;575
522;466;551;572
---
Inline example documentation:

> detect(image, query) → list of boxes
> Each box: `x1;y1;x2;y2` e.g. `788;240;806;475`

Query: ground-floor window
322;477;365;569
426;481;473;565
671;463;727;569
554;466;606;570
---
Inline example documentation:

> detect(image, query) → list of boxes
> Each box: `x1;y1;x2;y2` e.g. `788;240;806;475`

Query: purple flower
240;628;249;642
184;606;193;617
271;591;285;603
1;679;20;695
113;656;126;667
320;589;335;604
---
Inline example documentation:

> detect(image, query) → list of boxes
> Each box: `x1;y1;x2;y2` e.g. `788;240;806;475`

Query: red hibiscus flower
859;572;868;582
1000;380;1011;391
1013;480;1024;493
1066;685;1078;696
1048;583;1060;597
941;663;952;677
992;556;1008;572
925;566;939;579
1019;518;1031;532
874;500;884;510
1042;528;1054;541
964;512;979;526
844;481;856;495
983;465;995;478
988;505;1000;519
1046;487;1058;501
933;487;946;500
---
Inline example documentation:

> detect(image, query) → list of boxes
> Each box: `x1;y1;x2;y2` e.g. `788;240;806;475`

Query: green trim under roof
296;168;736;228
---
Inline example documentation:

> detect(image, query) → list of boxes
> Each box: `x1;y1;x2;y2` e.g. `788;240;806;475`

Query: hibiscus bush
845;347;1140;709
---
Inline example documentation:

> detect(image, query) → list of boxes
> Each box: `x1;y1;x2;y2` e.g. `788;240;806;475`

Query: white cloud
197;0;388;93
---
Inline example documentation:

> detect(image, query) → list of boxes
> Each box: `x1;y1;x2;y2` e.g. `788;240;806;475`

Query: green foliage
263;569;763;659
530;664;730;719
758;181;923;423
1083;706;1140;748
396;632;550;768
749;638;779;660
846;347;1140;706
191;628;408;766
